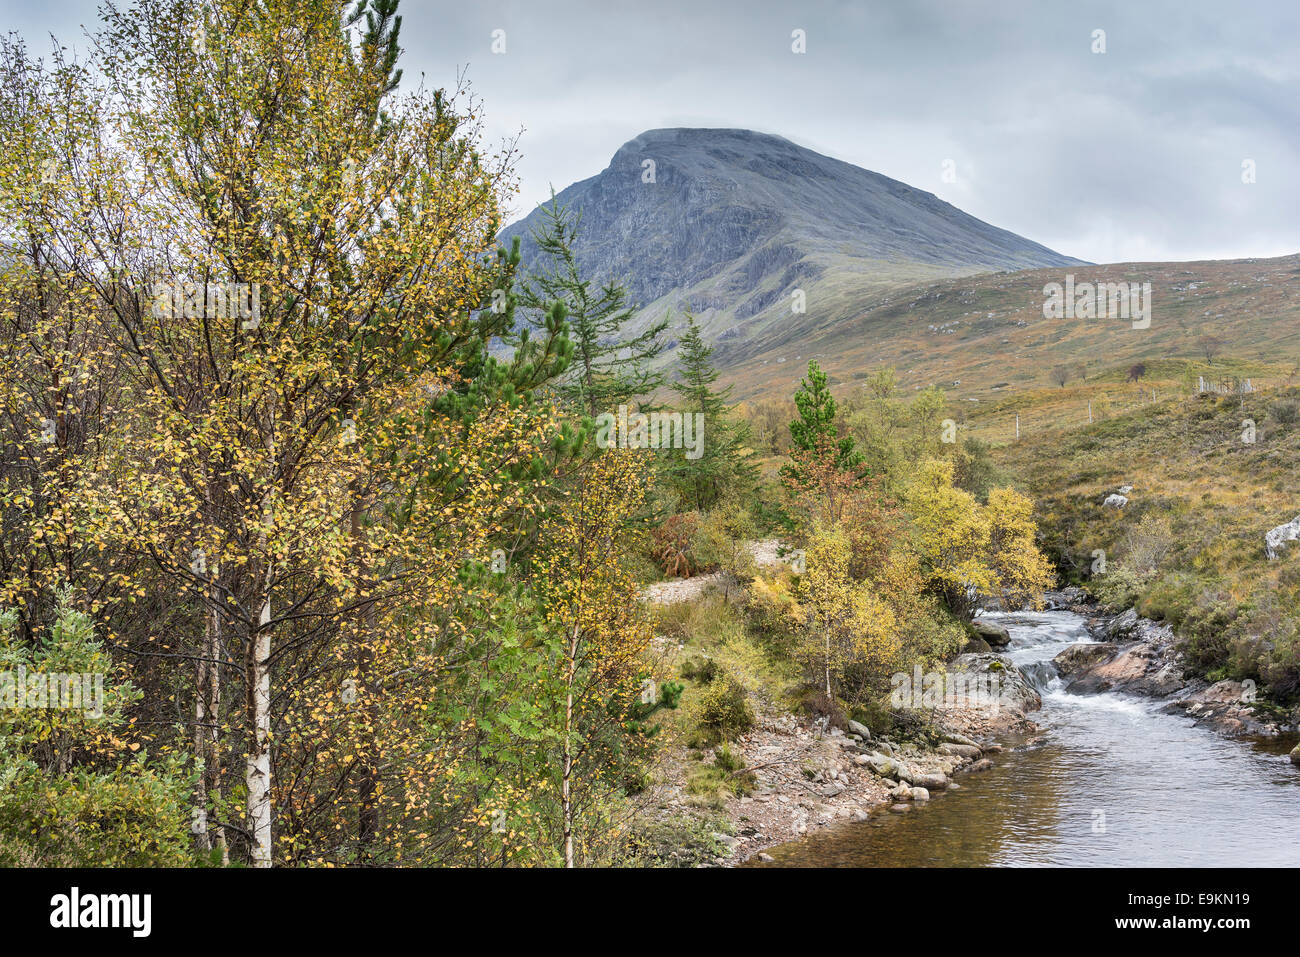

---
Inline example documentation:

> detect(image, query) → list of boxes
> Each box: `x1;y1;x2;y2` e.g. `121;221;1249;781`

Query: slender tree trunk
246;560;273;867
824;628;832;700
194;484;227;861
561;625;579;868
207;594;229;864
194;614;211;855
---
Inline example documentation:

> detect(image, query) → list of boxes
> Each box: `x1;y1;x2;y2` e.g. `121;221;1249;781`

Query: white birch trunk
246;583;273;867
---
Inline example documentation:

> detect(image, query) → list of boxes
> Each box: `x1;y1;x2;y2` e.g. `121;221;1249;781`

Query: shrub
696;674;754;741
680;655;721;684
1268;398;1299;426
0;598;192;867
651;512;700;578
1093;562;1149;612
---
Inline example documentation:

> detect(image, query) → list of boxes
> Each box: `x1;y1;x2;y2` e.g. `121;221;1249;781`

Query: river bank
640;574;1300;866
752;604;1300;866
1040;588;1300;743
640;575;1053;866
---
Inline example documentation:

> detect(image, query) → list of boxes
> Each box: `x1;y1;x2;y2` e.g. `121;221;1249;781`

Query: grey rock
971;619;1011;648
1108;608;1141;640
910;772;949;790
847;719;872;741
938;729;981;748
1265;515;1300;560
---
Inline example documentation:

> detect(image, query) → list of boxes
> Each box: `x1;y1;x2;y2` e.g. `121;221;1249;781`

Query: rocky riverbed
1044;592;1299;743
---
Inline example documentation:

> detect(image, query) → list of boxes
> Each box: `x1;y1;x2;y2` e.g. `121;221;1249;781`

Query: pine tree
784;360;863;474
516;193;667;417
667;314;754;510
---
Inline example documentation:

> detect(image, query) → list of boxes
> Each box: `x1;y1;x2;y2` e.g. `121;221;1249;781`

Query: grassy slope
989;380;1300;695
716;253;1300;414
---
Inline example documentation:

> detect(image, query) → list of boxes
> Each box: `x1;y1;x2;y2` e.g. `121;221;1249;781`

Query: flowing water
759;610;1300;866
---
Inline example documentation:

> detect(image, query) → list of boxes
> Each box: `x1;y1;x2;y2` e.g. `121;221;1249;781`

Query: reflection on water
757;610;1300;867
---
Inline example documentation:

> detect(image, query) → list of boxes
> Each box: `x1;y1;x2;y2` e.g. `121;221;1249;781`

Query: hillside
721;253;1300;416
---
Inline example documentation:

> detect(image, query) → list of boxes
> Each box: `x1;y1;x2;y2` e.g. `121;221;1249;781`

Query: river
757;609;1300;866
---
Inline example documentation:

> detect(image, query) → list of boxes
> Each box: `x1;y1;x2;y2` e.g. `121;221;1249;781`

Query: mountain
500;127;1085;365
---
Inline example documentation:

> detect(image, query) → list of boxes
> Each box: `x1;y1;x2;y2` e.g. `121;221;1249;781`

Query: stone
1291;743;1300;767
1107;608;1140;640
938;742;981;759
910;772;949;790
910;786;930;801
1103;493;1128;508
1054;642;1115;675
866;753;914;783
847;719;872;741
939;729;981;748
964;758;994;773
889;803;912;813
971;619;1011;648
757;852;775;863
1265;515;1300;560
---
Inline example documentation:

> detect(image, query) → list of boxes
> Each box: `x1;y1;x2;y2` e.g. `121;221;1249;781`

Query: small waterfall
1020;659;1060;692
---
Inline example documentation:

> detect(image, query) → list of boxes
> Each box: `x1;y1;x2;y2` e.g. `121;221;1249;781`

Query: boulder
910;786;931;801
865;753;914;783
1265;515;1300;560
1291;743;1300;767
1168;680;1284;737
945;653;1042;714
938;742;981;759
1103;493;1128;508
910;772;949;790
847;719;872;741
971;619;1011;648
1063;618;1186;697
1054;642;1116;676
963;758;994;773
938;728;981;749
962;636;993;654
1107;608;1141;640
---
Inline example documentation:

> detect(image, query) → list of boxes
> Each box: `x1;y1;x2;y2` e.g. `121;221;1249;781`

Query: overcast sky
9;0;1299;263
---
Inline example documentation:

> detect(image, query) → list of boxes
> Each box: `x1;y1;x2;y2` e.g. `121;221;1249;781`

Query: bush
0;598;193;867
1177;594;1239;676
696;674;754;741
680;655;721;684
651;512;700;578
1092;562;1149;612
1268;398;1299;426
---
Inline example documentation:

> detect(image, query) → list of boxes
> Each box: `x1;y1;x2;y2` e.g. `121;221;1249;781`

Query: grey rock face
500;128;1081;353
1265;515;1300;559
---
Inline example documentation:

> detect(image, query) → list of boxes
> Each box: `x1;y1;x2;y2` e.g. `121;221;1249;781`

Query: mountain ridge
500;127;1086;357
